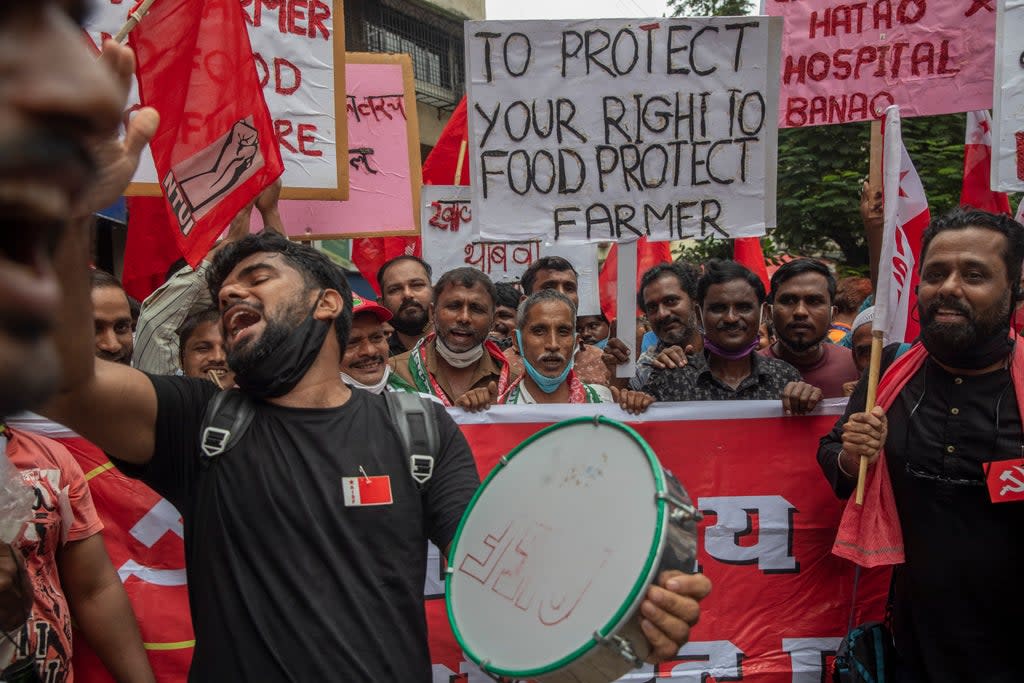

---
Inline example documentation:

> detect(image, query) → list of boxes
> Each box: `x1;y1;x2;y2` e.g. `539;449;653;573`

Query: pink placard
768;0;996;128
278;54;421;238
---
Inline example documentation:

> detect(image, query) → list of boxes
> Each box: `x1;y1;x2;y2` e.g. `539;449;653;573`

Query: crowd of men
0;4;1021;683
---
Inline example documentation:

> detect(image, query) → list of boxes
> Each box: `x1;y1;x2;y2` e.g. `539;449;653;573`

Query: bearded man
818;207;1024;683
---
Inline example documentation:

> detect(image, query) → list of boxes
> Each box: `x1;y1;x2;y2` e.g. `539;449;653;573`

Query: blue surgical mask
592;336;609;350
515;330;574;394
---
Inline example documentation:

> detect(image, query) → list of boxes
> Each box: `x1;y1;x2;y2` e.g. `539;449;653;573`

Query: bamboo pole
855;119;887;505
855;330;885;504
454;139;468;185
113;0;160;44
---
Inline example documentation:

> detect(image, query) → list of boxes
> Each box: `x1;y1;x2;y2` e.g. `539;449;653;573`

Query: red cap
351;294;392;322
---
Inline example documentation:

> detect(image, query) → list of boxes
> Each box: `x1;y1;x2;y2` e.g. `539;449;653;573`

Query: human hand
0;543;33;632
842;380;858;397
455;381;498;413
651;345;691;370
255;178;283;233
76;41;160;217
601;337;632;369
781;381;823;415
860;180;883;232
610;386;655;414
841;406;887;466
640;570;712;664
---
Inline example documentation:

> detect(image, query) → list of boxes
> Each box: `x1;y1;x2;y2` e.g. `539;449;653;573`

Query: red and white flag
962;110;1012;215
129;0;283;267
877;106;929;344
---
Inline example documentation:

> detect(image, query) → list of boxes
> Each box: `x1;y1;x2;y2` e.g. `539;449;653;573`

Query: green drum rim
445;415;667;679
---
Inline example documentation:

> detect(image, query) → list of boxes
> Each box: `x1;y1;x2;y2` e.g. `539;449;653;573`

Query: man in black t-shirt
46;231;712;680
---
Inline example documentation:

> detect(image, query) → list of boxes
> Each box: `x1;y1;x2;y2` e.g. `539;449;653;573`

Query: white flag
876;106;930;344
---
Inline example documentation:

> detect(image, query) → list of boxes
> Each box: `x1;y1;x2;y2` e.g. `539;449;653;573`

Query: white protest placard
421;185;601;314
85;0;347;200
465;17;782;245
993;0;1024;192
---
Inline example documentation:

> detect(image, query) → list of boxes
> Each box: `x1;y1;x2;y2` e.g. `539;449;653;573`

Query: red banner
130;0;283;267
432;402;889;681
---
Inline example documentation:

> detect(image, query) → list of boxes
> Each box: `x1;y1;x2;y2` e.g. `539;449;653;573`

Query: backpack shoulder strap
200;389;256;461
384;391;440;488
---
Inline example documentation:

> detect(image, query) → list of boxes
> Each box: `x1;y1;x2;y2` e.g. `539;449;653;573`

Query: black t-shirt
119;376;480;682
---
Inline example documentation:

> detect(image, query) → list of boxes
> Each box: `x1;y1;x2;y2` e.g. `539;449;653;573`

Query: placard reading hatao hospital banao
466;17;782;244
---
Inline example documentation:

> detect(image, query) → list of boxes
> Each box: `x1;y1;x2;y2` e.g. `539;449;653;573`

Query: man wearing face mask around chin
642;260;822;415
390;268;517;412
340;294;432;396
502;291;653;413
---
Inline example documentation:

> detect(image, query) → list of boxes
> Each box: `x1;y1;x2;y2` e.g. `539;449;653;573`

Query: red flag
129;0;283;267
877;106;929;344
351;237;421;297
350;96;469;290
961;110;1012;215
733;237;770;290
598;240;672;322
422;96;469;187
122;196;183;302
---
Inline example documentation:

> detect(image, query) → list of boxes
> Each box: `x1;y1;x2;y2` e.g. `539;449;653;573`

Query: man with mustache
643;260;822;415
616;262;703;391
818;207;1024;683
390;268;516;411
761;259;859;397
0;12;158;681
377;255;433;356
341;294;424;394
45;225;710;679
504;291;653;413
177;306;234;388
505;256;611;385
91;269;134;365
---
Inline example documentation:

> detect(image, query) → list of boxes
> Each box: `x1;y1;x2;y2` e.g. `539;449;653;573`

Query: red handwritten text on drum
459;519;612;626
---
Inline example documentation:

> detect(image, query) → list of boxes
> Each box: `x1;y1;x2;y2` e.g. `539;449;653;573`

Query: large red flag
733;237;770;290
122;196;183;302
961;110;1012;215
129;0;283;267
351;96;469;291
877;106;929;344
598;240;672;322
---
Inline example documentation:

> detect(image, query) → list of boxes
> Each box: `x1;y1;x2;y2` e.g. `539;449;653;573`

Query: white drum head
446;417;667;679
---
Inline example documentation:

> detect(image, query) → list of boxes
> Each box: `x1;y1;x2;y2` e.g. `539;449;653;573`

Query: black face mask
231;293;331;399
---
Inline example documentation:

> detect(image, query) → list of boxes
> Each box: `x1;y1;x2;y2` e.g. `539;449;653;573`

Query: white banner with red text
428;400;890;682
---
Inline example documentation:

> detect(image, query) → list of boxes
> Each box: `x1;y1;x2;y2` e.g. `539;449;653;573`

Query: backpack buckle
201;426;232;459
410;454;434;485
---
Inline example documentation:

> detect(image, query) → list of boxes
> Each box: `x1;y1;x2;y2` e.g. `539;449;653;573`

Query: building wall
423;0;485;20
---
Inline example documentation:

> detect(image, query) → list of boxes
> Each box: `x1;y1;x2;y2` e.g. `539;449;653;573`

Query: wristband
837;449;855;478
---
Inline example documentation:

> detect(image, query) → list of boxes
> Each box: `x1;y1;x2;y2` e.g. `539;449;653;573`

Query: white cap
851;306;875;333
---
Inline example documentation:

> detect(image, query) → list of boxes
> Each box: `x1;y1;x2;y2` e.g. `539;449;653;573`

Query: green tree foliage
667;0;753;17
776;113;967;272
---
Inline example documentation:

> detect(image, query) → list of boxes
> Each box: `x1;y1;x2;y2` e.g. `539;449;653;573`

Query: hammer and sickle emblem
998;466;1024;496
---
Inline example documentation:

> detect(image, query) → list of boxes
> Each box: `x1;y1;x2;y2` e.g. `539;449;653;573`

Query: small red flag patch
342;475;393;507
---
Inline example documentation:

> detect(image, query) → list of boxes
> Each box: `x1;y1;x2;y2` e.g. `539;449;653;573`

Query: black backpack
199;388;440;487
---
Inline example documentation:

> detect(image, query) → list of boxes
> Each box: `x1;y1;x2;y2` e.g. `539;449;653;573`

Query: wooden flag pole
114;0;160;44
454;139;468;185
856;120;886;505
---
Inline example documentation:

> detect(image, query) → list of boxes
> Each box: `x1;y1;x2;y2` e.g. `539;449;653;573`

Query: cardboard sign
277;54;422;239
768;0;997;128
420;185;601;315
993;0;1024;192
465;17;782;244
85;0;348;200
